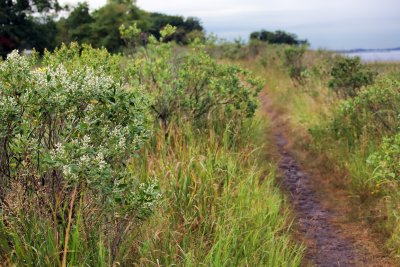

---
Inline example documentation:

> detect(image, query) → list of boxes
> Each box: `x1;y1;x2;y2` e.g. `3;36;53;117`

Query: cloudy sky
60;0;400;49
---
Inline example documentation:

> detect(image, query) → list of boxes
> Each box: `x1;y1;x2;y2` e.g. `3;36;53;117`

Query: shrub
367;133;400;181
328;56;377;98
126;26;263;129
0;50;160;264
283;46;307;86
328;78;400;145
43;42;124;81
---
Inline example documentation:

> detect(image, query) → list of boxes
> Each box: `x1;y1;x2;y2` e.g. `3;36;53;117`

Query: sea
343;50;400;62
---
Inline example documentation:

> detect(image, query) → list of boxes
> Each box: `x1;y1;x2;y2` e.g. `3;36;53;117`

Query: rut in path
276;133;362;267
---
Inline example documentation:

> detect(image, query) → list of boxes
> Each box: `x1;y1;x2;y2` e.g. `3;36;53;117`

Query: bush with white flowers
0;50;160;218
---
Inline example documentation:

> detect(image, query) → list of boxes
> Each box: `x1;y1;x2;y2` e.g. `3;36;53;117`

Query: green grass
0;117;304;266
128;120;304;266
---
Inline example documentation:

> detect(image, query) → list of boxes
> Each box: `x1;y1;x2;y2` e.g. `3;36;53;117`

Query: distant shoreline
338;47;400;54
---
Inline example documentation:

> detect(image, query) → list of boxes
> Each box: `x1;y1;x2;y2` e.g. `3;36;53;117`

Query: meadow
2;19;400;266
220;41;400;260
0;29;304;266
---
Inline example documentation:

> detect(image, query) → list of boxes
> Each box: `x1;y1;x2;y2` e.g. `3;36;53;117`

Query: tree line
250;30;308;46
0;0;204;57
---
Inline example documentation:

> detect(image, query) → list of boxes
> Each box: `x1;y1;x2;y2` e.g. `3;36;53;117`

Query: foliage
127;29;263;128
283;46;307;86
328;78;400;145
148;13;204;44
0;0;61;57
119;23;142;52
367;133;400;181
250;30;308;46
328;56;377;98
130;121;304;266
55;2;204;53
0;0;204;57
0;49;160;265
56;2;94;45
0;38;304;265
43;42;124;80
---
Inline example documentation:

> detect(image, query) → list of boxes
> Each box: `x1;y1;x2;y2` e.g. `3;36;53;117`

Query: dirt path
262;92;396;267
277;132;361;266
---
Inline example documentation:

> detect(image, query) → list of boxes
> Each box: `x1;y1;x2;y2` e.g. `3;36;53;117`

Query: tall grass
0;98;303;265
127;120;304;266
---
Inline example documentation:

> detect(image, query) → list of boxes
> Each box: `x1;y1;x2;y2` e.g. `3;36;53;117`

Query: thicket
328;78;400;145
0;29;303;265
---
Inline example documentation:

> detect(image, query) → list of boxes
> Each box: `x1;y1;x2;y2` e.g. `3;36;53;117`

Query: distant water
343;50;400;62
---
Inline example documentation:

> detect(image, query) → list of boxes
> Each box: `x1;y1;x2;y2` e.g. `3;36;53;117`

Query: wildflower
82;135;91;149
63;165;72;177
79;155;90;166
96;152;107;170
118;136;126;149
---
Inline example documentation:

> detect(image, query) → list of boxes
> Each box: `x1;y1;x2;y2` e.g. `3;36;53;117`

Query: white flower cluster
95;152;107;170
110;126;129;150
0;50;30;74
1;46;152;217
0;96;18;109
139;181;162;210
50;142;65;160
48;134;109;183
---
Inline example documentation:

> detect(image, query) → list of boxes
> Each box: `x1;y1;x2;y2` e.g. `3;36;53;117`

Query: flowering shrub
0;30;264;264
0;50;159;219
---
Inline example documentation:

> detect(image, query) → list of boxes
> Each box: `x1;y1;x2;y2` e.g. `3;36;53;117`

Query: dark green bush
328;78;400;145
329;56;377;98
283;46;307;86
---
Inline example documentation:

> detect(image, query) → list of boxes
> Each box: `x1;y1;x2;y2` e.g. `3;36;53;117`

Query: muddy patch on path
277;133;360;266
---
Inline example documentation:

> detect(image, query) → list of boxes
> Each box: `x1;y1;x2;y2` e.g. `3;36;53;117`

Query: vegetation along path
262;93;395;267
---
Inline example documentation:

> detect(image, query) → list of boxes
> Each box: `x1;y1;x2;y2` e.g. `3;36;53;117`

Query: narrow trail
262;92;396;267
277;133;360;266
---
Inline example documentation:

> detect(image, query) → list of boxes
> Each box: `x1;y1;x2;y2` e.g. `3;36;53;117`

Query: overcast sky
60;0;400;49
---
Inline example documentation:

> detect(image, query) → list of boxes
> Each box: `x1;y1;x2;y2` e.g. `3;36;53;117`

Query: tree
56;2;94;44
88;1;149;52
148;13;203;44
0;0;61;57
249;29;308;46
